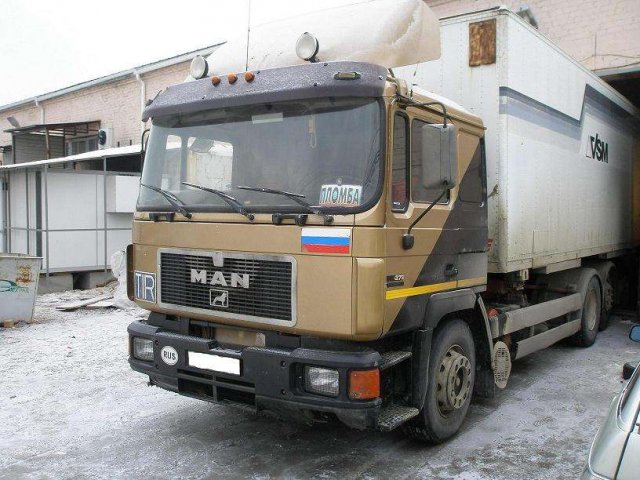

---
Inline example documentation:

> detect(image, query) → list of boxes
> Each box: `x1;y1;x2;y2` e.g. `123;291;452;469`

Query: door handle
445;264;458;277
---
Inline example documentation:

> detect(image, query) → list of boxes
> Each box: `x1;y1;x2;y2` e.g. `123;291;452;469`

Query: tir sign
134;271;156;302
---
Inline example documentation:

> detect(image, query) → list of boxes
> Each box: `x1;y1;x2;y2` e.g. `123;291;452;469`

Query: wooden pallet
55;294;114;312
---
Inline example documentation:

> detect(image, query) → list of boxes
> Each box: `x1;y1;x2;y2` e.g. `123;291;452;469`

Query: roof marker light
296;32;319;62
244;71;255;82
211;76;221;86
334;71;361;80
190;55;209;79
227;73;238;84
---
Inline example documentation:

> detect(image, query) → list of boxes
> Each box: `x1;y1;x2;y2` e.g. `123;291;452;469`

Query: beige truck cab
127;4;639;443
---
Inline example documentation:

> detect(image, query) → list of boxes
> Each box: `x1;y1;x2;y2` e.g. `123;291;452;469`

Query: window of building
67;136;98;156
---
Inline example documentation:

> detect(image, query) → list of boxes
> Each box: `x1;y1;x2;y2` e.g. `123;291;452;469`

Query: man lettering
190;269;207;284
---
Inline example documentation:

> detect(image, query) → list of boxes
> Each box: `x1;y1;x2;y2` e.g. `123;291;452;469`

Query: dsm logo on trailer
134;271;156;303
586;133;608;163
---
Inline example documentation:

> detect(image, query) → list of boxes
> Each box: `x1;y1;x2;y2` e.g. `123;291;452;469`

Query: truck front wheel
403;319;475;443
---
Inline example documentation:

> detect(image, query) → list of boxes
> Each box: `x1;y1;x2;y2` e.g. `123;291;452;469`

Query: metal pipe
25;170;29;254
8;227;131;232
134;70;147;138
34;97;45;124
7;171;11;252
44;127;51;159
2;171;8;252
103;157;108;271
43;165;50;277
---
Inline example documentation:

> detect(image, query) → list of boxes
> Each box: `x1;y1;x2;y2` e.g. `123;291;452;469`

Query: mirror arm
140;128;150;171
402;183;449;250
396;95;450;127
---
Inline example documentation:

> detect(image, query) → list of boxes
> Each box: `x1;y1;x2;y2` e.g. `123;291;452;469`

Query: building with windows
0;44;221;290
425;0;640;107
0;44;222;163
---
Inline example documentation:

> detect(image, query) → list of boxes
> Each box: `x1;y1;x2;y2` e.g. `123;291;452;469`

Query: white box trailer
397;7;640;274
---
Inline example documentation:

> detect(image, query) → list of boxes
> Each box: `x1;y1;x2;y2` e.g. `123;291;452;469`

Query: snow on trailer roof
200;0;441;75
0;144;141;171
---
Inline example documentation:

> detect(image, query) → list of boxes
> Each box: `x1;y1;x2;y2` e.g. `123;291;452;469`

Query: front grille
159;250;295;323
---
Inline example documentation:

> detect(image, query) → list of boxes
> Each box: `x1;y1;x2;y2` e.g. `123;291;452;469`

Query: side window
458;136;485;204
392;113;409;211
411;119;449;204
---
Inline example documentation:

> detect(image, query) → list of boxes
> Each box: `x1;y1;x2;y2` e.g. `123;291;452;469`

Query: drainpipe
34;97;44;123
134;70;146;137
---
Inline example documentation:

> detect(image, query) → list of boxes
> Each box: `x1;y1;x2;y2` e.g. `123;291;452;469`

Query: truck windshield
138;97;383;215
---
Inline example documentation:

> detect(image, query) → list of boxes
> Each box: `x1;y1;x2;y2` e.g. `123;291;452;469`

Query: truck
126;1;640;443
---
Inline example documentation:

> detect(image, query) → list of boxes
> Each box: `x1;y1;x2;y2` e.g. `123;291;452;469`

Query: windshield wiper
182;182;255;221
237;185;334;224
140;183;192;219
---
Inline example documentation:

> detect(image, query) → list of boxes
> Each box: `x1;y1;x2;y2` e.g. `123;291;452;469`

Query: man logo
586;133;609;163
190;269;250;289
210;289;229;308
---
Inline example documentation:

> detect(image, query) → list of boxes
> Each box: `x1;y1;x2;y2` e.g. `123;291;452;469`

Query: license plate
188;351;240;375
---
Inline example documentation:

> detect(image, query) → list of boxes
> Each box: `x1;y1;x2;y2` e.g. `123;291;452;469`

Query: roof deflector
196;0;441;76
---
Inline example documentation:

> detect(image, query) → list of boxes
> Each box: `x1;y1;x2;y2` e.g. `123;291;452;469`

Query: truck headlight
190;55;209;79
295;32;319;61
304;366;339;397
132;337;154;361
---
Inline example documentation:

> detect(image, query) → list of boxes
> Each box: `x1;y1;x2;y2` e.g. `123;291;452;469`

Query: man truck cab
127;1;639;443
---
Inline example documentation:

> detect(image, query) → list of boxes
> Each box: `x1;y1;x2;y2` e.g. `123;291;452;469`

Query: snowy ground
1;290;639;480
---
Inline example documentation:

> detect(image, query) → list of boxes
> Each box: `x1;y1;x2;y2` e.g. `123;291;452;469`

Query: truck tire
599;268;615;331
403;319;475;443
571;277;601;347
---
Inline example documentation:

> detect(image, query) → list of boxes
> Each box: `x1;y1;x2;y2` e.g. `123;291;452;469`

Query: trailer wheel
572;277;601;347
403;319;475;443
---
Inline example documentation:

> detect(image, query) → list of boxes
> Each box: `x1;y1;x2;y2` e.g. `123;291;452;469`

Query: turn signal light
348;369;380;400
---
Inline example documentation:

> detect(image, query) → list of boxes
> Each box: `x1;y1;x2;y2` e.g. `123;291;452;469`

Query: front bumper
128;320;383;429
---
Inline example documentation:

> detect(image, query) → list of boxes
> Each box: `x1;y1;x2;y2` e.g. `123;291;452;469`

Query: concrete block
75;271;115;290
38;273;73;294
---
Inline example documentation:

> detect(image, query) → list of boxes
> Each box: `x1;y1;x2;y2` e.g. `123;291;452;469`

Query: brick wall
426;0;640;71
0;59;192;149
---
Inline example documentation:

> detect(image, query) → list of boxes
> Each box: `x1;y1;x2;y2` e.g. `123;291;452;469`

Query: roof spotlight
296;32;319;62
190;55;209;79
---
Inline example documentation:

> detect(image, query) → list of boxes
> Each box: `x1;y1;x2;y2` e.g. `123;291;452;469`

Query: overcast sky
0;0;358;106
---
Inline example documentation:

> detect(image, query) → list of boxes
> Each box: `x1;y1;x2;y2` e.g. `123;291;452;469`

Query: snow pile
110;250;146;317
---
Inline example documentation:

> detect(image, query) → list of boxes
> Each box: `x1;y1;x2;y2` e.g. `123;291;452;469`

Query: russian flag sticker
301;228;351;254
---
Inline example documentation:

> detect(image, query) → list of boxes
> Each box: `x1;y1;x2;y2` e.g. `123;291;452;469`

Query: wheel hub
436;346;472;415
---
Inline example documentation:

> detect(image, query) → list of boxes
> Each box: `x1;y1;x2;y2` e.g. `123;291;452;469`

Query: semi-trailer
126;1;640;442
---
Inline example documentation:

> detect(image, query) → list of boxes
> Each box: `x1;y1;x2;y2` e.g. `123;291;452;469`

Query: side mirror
630;325;640;342
421;123;458;190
